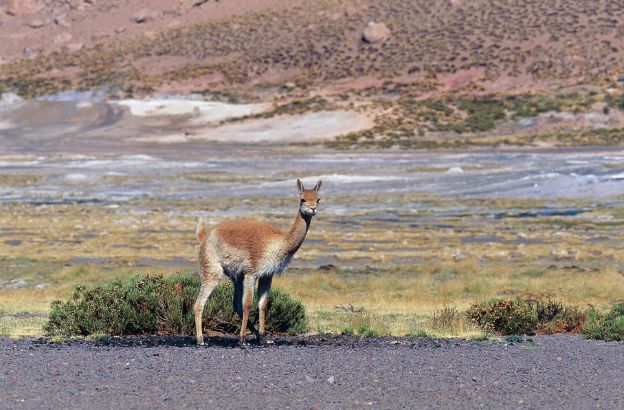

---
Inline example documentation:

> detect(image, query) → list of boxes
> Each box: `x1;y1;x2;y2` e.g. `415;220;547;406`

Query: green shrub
338;311;388;337
467;298;537;335
457;98;507;133
340;324;379;337
505;94;559;118
44;274;307;337
605;93;624;111
583;303;624;341
357;325;380;337
340;326;354;336
503;335;525;345
468;297;588;336
532;299;585;334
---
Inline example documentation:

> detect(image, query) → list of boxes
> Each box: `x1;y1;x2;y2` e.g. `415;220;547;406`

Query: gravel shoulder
1;334;623;409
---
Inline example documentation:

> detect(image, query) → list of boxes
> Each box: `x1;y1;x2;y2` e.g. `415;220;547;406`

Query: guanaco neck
285;210;312;256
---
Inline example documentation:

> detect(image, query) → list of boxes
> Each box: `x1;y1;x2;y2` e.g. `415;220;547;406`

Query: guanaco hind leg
194;238;223;346
194;276;219;346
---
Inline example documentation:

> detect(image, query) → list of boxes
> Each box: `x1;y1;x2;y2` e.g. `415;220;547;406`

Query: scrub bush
44;274;307;337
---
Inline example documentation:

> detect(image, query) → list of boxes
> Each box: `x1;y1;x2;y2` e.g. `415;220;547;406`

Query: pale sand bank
135;110;372;144
114;98;271;124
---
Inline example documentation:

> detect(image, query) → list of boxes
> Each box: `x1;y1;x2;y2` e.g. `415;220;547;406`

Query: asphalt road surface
1;335;623;409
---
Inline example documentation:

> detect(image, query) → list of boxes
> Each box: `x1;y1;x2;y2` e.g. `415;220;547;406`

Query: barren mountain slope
1;0;624;98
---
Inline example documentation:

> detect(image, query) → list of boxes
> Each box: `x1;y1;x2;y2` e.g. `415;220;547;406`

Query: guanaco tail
194;178;322;346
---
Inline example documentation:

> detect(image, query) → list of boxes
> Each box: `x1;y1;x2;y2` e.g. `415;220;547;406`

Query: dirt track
1;334;623;409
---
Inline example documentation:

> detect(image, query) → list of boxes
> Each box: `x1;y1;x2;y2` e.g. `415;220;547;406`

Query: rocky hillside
1;0;623;98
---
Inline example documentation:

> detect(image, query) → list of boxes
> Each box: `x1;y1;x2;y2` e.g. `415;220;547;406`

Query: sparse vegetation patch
583;303;624;342
466;297;620;338
533;298;586;334
467;298;538;335
326;90;621;149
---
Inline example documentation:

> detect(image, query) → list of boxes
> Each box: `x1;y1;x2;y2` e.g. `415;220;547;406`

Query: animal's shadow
29;334;480;349
32;334;317;349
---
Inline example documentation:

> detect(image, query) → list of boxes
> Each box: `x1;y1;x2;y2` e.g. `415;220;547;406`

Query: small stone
344;4;359;17
362;21;390;43
327;376;335;384
4;0;42;16
190;0;209;7
67;0;86;11
54;33;73;45
189;379;196;384
131;9;154;24
35;283;51;289
28;19;44;28
54;15;70;27
142;30;157;40
67;43;84;52
305;375;314;383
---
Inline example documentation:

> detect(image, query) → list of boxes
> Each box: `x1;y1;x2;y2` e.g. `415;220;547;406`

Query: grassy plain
1;189;623;338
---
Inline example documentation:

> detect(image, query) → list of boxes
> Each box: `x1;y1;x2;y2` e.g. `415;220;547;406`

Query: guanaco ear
314;180;322;192
297;178;305;194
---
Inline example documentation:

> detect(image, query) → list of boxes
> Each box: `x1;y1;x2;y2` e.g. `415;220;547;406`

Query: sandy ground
181;110;372;143
113;99;270;122
0;96;373;149
1;335;623;409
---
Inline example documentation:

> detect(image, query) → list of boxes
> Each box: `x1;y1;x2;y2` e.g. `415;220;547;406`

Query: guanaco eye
317;198;321;203
300;198;306;203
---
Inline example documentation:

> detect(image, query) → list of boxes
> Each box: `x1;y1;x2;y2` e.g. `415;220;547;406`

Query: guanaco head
297;178;322;216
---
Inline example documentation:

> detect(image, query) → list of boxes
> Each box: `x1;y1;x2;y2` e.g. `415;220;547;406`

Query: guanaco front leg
257;275;273;340
238;274;258;346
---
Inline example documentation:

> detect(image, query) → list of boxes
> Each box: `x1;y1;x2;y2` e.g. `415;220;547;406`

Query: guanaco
194;178;321;346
